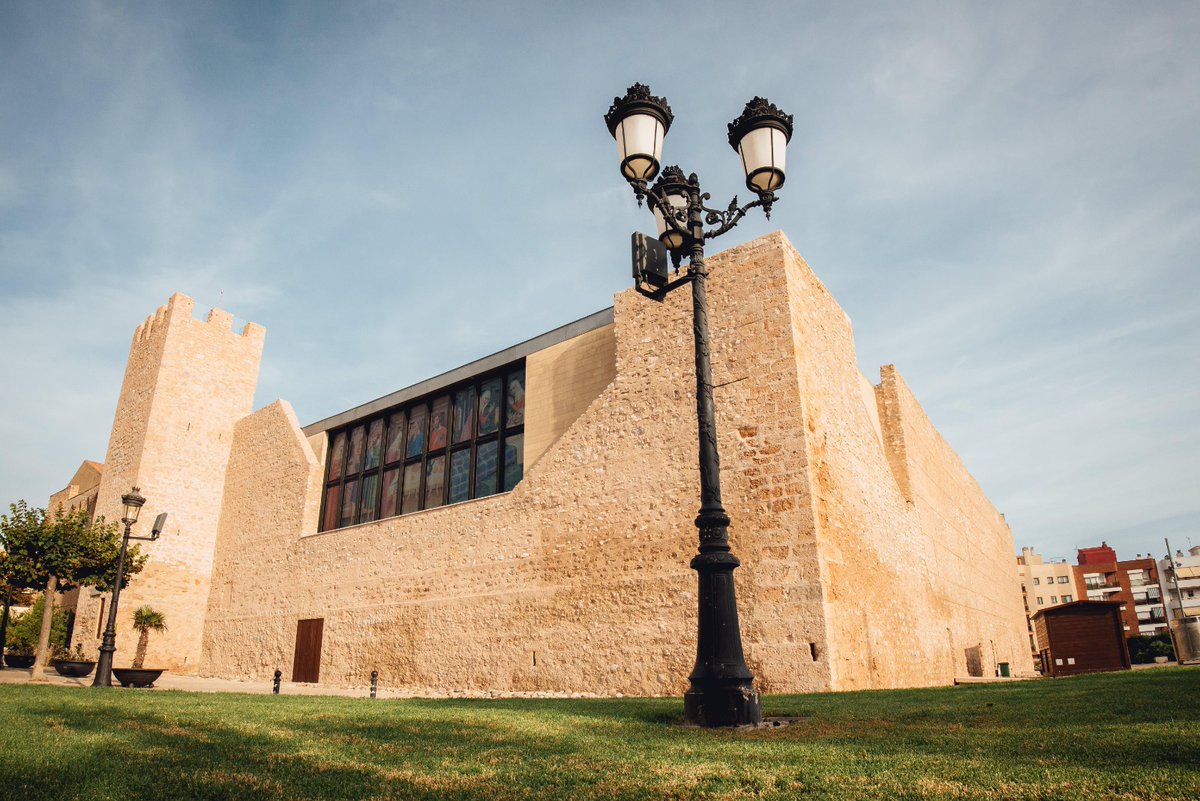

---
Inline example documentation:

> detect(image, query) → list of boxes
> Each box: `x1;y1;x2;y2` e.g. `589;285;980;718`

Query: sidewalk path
0;665;615;700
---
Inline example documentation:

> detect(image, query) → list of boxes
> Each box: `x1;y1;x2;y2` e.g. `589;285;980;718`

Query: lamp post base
684;684;761;727
91;642;116;688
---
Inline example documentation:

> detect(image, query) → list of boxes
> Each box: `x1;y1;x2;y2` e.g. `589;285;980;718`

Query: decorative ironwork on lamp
603;83;793;727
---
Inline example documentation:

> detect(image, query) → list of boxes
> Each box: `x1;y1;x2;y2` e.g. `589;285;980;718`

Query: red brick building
1073;543;1168;637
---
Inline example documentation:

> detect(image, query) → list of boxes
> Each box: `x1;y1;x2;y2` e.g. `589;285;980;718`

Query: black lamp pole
92;487;162;688
604;85;793;727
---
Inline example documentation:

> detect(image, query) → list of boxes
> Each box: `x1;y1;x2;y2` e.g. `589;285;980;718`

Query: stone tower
73;293;264;673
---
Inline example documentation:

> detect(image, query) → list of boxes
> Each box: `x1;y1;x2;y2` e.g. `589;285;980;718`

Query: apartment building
1074;543;1168;637
1159;545;1200;623
1016;547;1083;651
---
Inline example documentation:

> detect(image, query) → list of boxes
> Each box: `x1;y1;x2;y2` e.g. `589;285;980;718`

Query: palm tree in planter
112;606;167;688
131;606;166;669
111;606;168;687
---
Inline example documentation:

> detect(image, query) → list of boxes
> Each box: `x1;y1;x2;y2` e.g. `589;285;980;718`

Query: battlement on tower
133;292;265;346
71;291;267;674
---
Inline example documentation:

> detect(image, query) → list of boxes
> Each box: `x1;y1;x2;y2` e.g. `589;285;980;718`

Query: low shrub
1127;633;1175;663
5;596;70;653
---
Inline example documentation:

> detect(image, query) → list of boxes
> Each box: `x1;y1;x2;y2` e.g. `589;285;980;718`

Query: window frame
318;360;526;532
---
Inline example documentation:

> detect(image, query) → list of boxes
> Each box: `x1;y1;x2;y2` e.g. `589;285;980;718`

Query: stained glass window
449;449;471;504
406;406;427;459
341;479;359;527
452;389;474;444
384;412;405;464
346;426;366;474
478;378;501;436
381;468;400;518
318;361;526;531
328;433;347;481
503;434;523;492
401;463;422;514
506;370;525;428
323;485;341;531
364;419;384;470
360;474;380;523
429;396;449;451
425;455;446;509
475;441;498;497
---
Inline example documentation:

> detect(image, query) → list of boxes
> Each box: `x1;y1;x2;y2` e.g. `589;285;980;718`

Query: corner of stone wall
874;364;914;504
202;399;323;678
705;232;837;692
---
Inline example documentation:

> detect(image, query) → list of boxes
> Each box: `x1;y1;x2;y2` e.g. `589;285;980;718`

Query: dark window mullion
321;361;525;527
416;400;429;510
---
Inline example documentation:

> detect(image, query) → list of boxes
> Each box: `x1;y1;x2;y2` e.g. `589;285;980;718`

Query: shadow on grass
0;690;670;801
1;668;1197;801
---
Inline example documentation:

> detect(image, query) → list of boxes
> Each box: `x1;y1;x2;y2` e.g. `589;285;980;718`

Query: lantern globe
121;487;146;525
605;83;674;182
727;97;794;193
650;166;690;250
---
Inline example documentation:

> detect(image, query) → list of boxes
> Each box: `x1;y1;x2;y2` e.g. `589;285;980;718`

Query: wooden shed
1032;600;1130;677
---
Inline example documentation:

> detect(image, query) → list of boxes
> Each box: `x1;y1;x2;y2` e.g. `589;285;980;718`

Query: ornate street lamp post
92;487;166;688
604;84;793;727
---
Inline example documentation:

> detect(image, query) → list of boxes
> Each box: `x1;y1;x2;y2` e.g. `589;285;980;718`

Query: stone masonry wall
524;323;616;470
878;367;1032;678
73;293;263;672
774;239;1029;687
200;232;1027;693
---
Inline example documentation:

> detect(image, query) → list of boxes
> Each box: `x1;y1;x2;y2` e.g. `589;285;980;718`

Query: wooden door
292;618;324;683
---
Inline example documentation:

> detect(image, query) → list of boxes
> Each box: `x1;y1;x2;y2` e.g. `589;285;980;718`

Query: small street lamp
92;487;166;688
603;83;793;727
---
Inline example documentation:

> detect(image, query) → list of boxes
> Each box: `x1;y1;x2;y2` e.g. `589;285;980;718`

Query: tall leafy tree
0;502;39;654
0;501;147;678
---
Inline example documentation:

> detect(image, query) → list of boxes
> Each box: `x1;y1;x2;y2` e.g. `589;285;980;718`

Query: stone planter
112;667;165;688
53;660;97;678
3;654;35;669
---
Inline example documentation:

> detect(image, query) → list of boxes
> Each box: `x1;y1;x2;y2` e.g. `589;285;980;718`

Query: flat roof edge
301;306;615;437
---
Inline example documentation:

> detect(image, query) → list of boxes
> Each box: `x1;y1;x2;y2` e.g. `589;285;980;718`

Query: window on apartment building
319;363;526;532
1036;597;1044;605
1057;576;1069;584
1051;596;1058;604
1062;595;1073;603
1033;577;1040;585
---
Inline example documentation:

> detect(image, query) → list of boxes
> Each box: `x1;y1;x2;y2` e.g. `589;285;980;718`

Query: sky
0;1;1197;564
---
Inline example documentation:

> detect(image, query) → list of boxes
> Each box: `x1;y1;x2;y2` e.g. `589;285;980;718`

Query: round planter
3;654;35;669
112;667;164;688
53;660;97;678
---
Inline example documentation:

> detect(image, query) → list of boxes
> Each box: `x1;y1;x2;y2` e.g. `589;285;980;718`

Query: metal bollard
370;670;378;699
273;669;282;695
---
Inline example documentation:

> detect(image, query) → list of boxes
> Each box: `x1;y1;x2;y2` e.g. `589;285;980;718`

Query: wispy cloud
0;1;1196;563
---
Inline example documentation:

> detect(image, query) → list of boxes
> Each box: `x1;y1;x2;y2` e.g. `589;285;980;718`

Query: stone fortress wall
69;293;264;672
188;231;1030;692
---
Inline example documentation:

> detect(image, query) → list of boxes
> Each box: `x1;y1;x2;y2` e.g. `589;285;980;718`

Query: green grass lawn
1;668;1197;801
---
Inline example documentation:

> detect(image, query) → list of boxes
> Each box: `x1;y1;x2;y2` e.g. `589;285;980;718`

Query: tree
0;502;39;654
0;501;147;678
131;606;166;669
5;595;70;654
